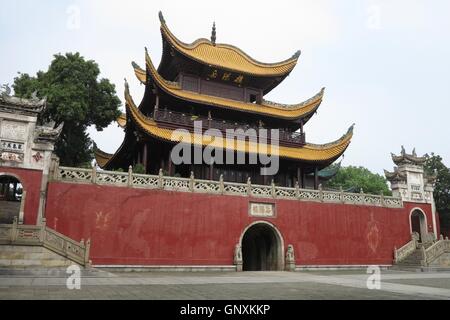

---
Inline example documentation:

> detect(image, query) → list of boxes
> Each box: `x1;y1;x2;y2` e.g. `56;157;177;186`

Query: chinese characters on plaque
249;202;275;217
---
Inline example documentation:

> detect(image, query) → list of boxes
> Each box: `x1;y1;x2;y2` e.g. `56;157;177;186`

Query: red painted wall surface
0;167;42;225
45;181;434;266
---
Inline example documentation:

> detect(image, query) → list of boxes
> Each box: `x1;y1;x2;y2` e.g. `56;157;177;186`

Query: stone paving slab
0;270;449;300
0;282;430;300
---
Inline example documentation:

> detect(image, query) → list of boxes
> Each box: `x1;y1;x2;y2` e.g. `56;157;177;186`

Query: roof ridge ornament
158;11;165;24
211;21;216;45
292;50;301;59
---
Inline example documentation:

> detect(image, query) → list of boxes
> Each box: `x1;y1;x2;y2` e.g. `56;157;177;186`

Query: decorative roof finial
211;21;216;45
158;11;165;24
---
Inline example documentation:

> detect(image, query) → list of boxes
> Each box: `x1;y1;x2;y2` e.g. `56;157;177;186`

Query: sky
1;0;449;174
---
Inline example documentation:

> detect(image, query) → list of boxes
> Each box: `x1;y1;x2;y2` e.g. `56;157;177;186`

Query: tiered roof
95;12;354;171
131;52;324;121
158;12;300;79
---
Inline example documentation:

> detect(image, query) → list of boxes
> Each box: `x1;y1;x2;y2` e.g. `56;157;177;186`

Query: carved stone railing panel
275;187;297;199
298;189;321;201
251;185;273;198
59;167;92;182
96;172;128;185
384;197;403;208
425;240;450;265
132;174;159;188
194;180;221;193
163;177;190;192
0;219;90;266
56;166;404;208
224;182;248;196
394;237;418;263
362;195;382;206
322;191;341;203
343;193;364;204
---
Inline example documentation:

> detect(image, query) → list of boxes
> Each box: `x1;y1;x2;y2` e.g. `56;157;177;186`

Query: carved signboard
1;140;24;153
249;202;275;217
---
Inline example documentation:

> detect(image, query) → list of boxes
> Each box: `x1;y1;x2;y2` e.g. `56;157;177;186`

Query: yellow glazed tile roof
117;113;127;128
94;145;115;168
131;52;324;120
159;12;299;77
121;84;353;163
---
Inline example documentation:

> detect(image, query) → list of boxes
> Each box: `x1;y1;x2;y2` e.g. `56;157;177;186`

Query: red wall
45;181;433;266
0;167;42;225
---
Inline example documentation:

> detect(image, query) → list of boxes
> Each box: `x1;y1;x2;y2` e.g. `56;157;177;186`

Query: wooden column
297;167;304;189
142;143;148;173
300;120;305;144
209;163;214;181
314;167;319;190
167;152;173;176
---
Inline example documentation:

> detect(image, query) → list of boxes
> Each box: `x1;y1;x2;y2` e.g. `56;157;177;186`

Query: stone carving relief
1;121;27;141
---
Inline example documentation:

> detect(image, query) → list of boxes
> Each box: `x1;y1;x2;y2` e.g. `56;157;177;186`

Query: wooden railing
53;166;404;209
0;217;90;267
153;109;306;145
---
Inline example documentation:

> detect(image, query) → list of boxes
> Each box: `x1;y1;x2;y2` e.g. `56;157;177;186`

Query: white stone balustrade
53;165;404;208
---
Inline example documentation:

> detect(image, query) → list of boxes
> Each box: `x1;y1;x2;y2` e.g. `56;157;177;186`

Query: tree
13;52;121;166
424;153;450;231
325;166;392;196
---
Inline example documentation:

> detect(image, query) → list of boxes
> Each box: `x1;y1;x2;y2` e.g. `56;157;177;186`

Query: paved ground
1;269;450;300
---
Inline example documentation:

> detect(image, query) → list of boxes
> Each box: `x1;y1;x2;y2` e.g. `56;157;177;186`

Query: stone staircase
395;248;424;267
0;245;76;269
393;233;450;271
0;218;91;270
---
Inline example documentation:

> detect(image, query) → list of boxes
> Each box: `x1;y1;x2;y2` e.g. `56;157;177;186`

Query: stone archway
0;174;24;224
410;209;427;243
241;222;284;271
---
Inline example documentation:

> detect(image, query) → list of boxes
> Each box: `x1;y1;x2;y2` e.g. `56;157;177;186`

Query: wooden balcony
153;109;306;146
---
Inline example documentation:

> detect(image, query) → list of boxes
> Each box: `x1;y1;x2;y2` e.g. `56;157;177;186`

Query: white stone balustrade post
247;177;252;196
189;172;195;192
271;180;276;199
127;165;133;187
158;168;164;189
219;175;224;194
91;164;97;184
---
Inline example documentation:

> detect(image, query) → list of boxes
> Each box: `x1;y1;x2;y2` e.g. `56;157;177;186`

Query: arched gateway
0;174;24;224
240;222;284;271
410;209;428;243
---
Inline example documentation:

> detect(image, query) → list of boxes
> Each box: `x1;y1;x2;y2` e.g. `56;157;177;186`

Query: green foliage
132;164;146;174
325;166;392;196
13;52;121;166
424;153;450;229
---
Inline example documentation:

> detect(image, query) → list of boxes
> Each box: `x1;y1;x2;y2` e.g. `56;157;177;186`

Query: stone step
0;245;79;268
0;267;114;277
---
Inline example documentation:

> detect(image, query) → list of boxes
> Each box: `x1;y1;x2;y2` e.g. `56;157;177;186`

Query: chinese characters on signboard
249;202;275;217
